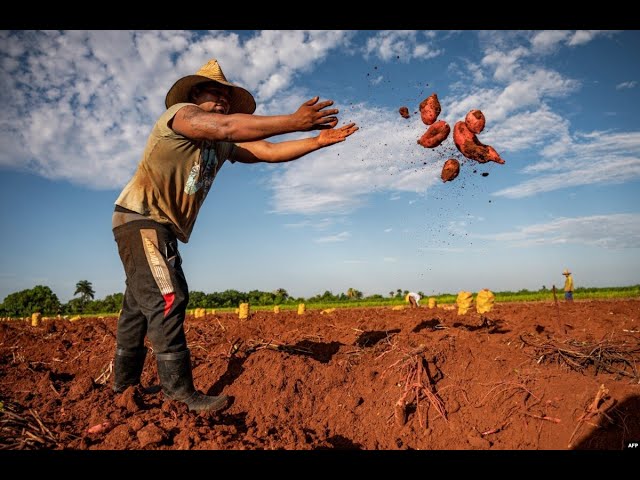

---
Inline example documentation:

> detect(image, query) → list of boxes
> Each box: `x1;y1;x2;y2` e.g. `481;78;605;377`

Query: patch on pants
140;229;175;317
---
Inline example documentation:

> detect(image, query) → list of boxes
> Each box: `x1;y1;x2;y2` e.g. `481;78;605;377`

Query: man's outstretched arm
171;96;339;143
231;123;359;164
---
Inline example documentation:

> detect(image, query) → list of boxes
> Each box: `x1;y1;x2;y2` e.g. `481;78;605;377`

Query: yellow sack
428;297;437;309
476;289;495;314
456;291;473;315
297;303;306;315
239;303;250;320
273;306;280;314
31;312;42;327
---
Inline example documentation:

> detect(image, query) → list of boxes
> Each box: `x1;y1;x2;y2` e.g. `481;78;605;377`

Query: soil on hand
1;299;639;450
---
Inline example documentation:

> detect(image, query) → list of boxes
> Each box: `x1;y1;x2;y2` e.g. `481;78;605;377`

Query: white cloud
364;31;443;62
267;102;443;215
530;31;571;53
529;30;620;53
0;30;351;189
494;130;640;198
283;218;336;230
482;106;571;153
490;70;578;122
475;214;640;248
568;30;619;46
445;69;578;128
616;81;637;90
481;47;529;81
242;30;354;100
2;29;636;223
315;231;351;243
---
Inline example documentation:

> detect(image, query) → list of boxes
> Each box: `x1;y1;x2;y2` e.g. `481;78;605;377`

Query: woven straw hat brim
164;74;256;114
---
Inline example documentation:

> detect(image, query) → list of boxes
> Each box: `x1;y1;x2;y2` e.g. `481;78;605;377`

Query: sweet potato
419;93;441;126
465;109;485;134
453;121;505;164
87;421;112;434
417;120;450;149
441;158;460;182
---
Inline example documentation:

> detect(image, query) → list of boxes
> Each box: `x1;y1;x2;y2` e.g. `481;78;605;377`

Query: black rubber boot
112;347;147;393
156;349;229;413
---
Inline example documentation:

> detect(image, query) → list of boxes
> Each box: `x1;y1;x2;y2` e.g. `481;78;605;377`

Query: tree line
0;281;420;317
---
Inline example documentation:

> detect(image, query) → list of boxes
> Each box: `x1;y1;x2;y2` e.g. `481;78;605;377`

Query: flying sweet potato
417;120;450;149
441;158;460;182
465;109;485;134
453;121;505;164
419;93;441;125
398;106;410;119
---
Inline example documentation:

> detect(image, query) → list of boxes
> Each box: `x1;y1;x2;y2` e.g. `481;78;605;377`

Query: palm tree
347;288;356;299
74;280;95;304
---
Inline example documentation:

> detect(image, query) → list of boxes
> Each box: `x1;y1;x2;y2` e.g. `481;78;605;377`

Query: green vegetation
0;285;62;317
0;282;638;318
492;285;640;302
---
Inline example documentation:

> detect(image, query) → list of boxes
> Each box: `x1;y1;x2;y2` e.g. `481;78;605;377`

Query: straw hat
563;269;571;275
164;59;256;114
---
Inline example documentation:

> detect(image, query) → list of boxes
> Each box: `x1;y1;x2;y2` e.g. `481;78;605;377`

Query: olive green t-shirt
114;103;235;243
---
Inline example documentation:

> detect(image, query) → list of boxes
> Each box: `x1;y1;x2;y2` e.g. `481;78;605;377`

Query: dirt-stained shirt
114;103;236;243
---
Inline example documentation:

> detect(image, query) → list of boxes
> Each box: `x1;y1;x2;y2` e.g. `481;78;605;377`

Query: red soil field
1;299;639;453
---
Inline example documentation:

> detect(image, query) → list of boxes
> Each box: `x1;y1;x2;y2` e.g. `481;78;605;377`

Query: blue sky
1;30;639;303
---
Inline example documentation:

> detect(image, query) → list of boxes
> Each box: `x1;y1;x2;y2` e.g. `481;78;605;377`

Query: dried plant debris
520;334;640;380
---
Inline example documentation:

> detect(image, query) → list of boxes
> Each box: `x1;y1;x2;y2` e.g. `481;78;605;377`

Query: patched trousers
112;220;189;354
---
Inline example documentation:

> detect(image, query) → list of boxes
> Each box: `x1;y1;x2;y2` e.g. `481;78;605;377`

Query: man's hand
317;122;359;147
293;96;340;131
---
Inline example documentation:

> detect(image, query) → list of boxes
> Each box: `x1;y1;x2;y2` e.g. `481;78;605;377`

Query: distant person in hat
406;292;421;308
110;58;358;413
562;269;574;302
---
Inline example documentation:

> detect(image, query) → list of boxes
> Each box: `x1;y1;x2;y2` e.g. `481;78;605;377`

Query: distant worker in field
562;269;574;302
406;292;421;308
110;58;358;413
